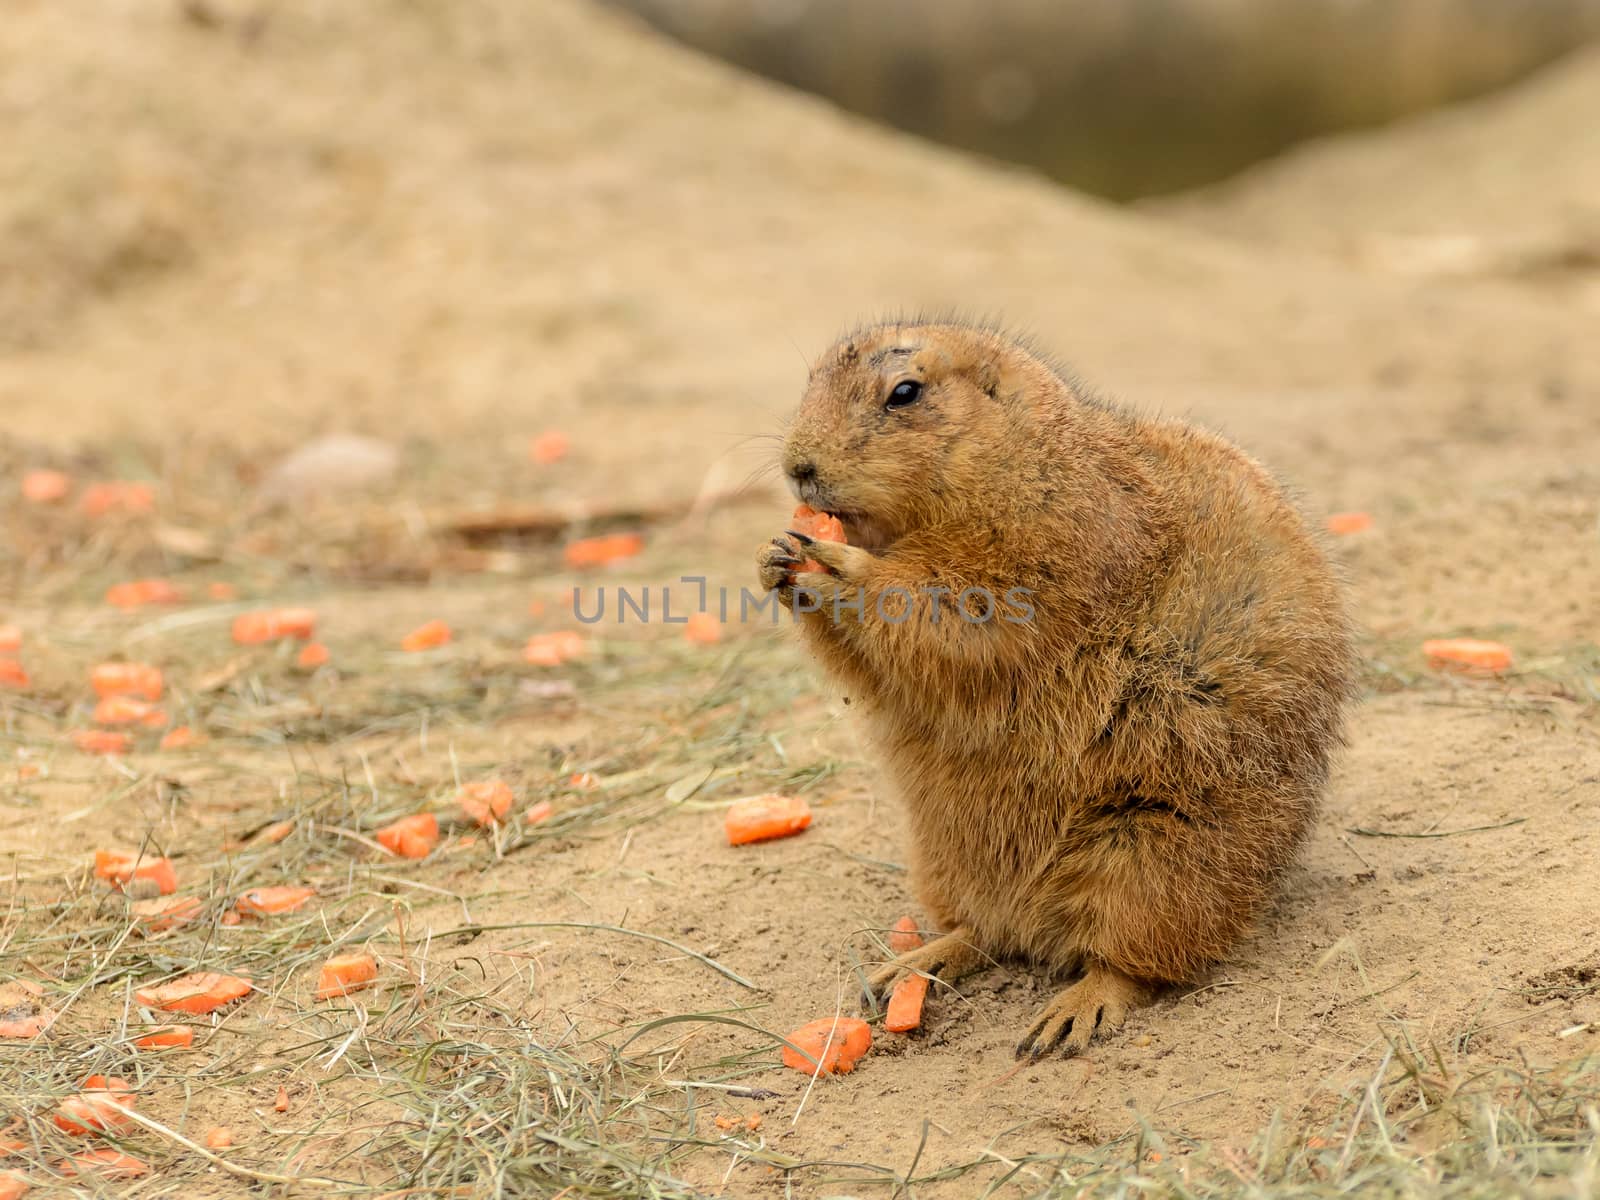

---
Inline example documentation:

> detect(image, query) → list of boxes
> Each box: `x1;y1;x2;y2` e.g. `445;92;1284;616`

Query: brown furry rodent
756;319;1356;1058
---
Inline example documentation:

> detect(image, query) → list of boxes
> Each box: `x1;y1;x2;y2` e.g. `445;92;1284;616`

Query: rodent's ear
838;340;860;366
976;362;1000;398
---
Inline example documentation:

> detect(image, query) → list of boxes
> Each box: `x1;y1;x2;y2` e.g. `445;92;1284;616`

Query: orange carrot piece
251;820;295;845
274;1086;290;1113
1422;638;1513;673
528;430;570;465
315;952;379;1000
0;1169;29;1199
133;1025;194;1050
523;630;586;666
159;726;203;750
725;794;812;846
296;641;330;669
457;780;514;826
219;910;241;926
57;1149;149;1179
884;973;930;1032
888;915;924;953
92;696;167;728
0;1008;55;1039
685;611;723;645
90;662;163;701
53;1076;135;1135
235;885;317;917
72;729;130;756
129;895;202;933
525;800;554;825
80;481;154;518
791;504;846;572
780;1016;872;1075
0;626;19;654
203;1126;233;1149
232;607;318;645
1326;511;1374;536
94;851;178;895
400;619;451;652
0;661;27;690
134;972;252;1015
374;812;439;859
105;578;184;609
20;468;71;504
563;532;644;569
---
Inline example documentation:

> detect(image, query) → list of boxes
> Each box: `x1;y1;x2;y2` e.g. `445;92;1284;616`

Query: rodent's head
782;321;1063;549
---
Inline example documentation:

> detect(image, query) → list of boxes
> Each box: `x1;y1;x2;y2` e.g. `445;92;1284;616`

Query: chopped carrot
725;794;812;846
745;1114;762;1131
563;532;644;569
105;578;184;609
231;606;317;644
523;630;586;666
1423;638;1513;674
204;1126;233;1149
374;812;439;859
568;771;598;790
235;885;317;917
134;972;252;1015
92;696;167;728
53;1076;135;1135
528;430;570;465
0;661;27;690
274;1086;290;1113
315;952;379;1000
206;581;239;601
94;851;178;895
296;641;330;669
80;481;155;518
129;895;202;933
525;800;554;825
15;763;41;782
457;780;513;826
133;1025;194;1050
251;820;295;845
884;973;930;1032
1326;511;1374;536
685;611;723;645
20;468;71;504
0;1007;55;1039
159;725;203;750
888;915;923;953
0;1169;28;1199
220;910;241;926
713;1114;738;1131
90;662;163;701
0;627;19;654
57;1149;148;1179
780;1016;871;1075
400;619;451;652
790;504;846;572
72;729;130;756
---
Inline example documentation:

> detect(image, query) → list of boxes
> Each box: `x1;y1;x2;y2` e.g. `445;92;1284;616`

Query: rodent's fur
756;318;1357;1057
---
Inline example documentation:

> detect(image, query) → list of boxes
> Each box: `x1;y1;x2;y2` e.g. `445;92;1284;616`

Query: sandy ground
1;1;1597;1195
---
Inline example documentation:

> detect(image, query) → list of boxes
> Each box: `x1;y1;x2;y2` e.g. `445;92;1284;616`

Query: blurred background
606;0;1600;198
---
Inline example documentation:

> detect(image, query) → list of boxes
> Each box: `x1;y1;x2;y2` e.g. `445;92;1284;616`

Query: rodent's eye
885;380;922;410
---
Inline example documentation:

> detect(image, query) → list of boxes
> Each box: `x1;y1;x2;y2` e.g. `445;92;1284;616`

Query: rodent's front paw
756;536;802;594
784;529;875;584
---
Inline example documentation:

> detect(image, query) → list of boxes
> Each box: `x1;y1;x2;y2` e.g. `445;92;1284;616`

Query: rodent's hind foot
864;927;987;1007
1014;965;1149;1060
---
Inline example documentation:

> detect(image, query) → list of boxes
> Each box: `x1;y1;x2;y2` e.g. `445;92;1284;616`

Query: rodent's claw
784;529;815;547
1013;967;1146;1060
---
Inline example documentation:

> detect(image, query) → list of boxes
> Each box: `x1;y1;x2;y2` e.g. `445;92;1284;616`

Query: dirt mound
1154;44;1600;300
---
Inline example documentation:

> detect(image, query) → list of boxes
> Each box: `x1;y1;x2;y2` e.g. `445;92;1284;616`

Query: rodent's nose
787;459;817;485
